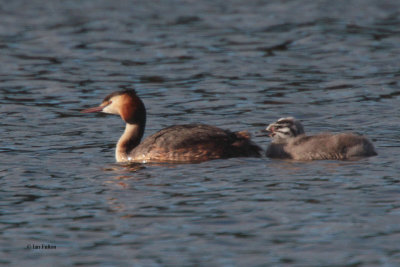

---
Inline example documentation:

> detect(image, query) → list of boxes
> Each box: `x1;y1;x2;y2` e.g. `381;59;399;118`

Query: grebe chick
265;117;377;160
81;90;262;163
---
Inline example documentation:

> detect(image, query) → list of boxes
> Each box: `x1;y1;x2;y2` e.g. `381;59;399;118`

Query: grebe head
266;117;305;142
81;90;146;124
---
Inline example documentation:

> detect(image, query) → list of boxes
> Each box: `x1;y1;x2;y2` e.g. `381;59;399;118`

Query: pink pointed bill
81;106;104;113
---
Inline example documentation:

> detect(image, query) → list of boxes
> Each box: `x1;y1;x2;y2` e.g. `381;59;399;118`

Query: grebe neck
116;122;145;162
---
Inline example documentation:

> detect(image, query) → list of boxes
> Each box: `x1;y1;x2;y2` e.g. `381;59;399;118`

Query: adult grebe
81;90;262;163
264;117;377;160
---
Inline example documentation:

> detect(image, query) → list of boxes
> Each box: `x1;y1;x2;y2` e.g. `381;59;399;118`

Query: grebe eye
101;100;112;107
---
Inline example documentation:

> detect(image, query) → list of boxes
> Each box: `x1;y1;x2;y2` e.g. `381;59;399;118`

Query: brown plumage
265;117;377;160
81;90;261;163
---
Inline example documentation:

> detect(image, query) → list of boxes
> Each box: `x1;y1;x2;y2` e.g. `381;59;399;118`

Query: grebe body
81;90;261;163
265;117;377;160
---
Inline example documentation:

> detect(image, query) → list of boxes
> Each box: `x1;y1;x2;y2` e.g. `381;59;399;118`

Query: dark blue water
1;0;400;266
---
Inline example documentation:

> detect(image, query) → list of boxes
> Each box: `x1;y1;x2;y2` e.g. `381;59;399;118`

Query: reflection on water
1;0;400;266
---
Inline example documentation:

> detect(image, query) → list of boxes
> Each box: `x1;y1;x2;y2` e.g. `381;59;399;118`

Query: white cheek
277;131;291;139
277;133;287;139
102;104;118;115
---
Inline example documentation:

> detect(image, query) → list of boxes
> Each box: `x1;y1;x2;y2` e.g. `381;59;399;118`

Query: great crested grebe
264;117;377;160
81;90;262;163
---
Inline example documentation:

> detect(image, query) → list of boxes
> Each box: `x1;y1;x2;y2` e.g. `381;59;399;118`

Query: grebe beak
81;106;104;113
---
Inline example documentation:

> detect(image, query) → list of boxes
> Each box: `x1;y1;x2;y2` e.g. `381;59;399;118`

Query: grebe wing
139;124;237;149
